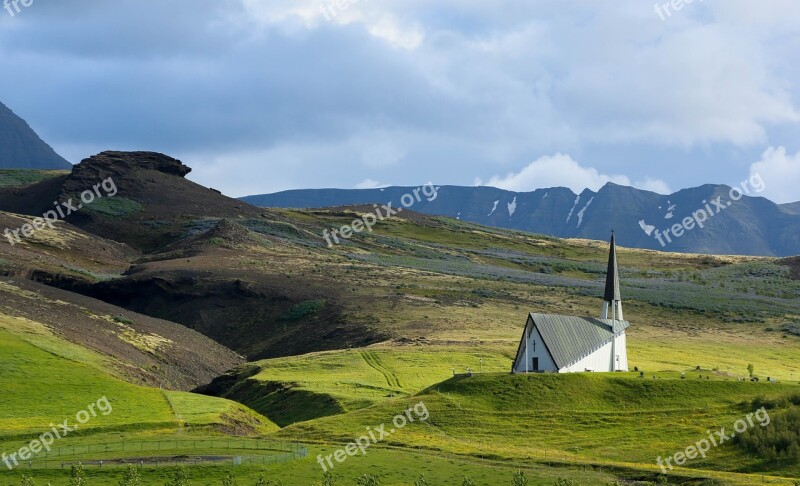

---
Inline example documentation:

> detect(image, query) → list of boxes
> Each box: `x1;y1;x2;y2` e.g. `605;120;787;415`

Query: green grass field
279;373;800;483
0;169;68;188
0;313;281;479
0;448;626;486
240;348;512;422
8;304;798;484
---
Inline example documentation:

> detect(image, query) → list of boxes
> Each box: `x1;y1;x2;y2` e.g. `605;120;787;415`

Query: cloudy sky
1;0;799;202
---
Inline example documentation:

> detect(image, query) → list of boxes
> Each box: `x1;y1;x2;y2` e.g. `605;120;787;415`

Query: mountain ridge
241;182;800;257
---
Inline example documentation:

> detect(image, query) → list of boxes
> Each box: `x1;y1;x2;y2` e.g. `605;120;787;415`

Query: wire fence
13;439;307;470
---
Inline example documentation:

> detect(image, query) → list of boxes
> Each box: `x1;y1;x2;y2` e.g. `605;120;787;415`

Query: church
512;232;629;373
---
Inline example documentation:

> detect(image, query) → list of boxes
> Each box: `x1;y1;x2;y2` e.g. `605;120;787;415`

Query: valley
0;156;798;485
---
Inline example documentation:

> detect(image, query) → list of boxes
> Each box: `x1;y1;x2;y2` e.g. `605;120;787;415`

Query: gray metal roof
529;313;629;370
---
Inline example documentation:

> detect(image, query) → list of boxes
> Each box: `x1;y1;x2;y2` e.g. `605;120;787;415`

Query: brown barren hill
0;153;390;360
781;256;800;280
0;209;136;280
0;151;267;252
0;277;243;390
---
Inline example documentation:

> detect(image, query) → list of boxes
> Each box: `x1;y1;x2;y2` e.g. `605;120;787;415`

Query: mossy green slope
281;373;800;480
0;313;278;455
209;347;513;426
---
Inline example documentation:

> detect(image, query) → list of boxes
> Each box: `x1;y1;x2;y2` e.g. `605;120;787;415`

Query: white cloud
366;15;425;50
553;21;799;147
355;178;389;189
750;146;800;204
239;0;424;49
477;154;671;194
635;177;672;195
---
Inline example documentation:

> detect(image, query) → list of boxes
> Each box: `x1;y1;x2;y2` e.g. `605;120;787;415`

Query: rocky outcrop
71;151;192;179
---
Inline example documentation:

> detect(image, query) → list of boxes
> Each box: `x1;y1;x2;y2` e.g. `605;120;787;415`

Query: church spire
602;231;624;321
604;231;621;302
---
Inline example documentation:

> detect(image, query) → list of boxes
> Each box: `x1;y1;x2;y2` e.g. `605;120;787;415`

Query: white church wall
615;332;629;371
512;322;558;373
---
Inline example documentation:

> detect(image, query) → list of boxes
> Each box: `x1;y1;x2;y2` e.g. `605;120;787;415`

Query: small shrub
255;476;281;486
221;472;237;486
165;467;190;486
320;472;337;486
207;237;227;247
279;300;326;321
553;478;579;486
461;478;475;486
512;470;528;486
69;464;86;486
119;465;141;486
21;475;35;486
734;394;800;464
84;197;143;218
355;475;381;486
414;475;429;486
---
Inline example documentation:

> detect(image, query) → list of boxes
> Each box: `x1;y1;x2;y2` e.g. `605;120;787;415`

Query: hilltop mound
71;150;191;178
281;372;796;480
0;151;265;251
175;218;264;250
140;219;268;263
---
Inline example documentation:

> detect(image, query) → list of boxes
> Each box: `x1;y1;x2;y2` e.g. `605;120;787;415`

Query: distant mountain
782;202;800;215
0;101;71;169
242;184;800;257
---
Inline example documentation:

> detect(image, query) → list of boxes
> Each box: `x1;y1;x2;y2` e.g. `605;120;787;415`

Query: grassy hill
200;346;513;426
0;169;69;188
0;310;278;450
278;372;800;483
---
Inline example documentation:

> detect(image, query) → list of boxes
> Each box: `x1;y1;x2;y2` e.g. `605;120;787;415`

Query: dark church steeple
602;231;623;321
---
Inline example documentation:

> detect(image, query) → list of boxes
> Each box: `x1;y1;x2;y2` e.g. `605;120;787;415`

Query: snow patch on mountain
576;197;595;227
566;195;581;223
507;197;517;217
